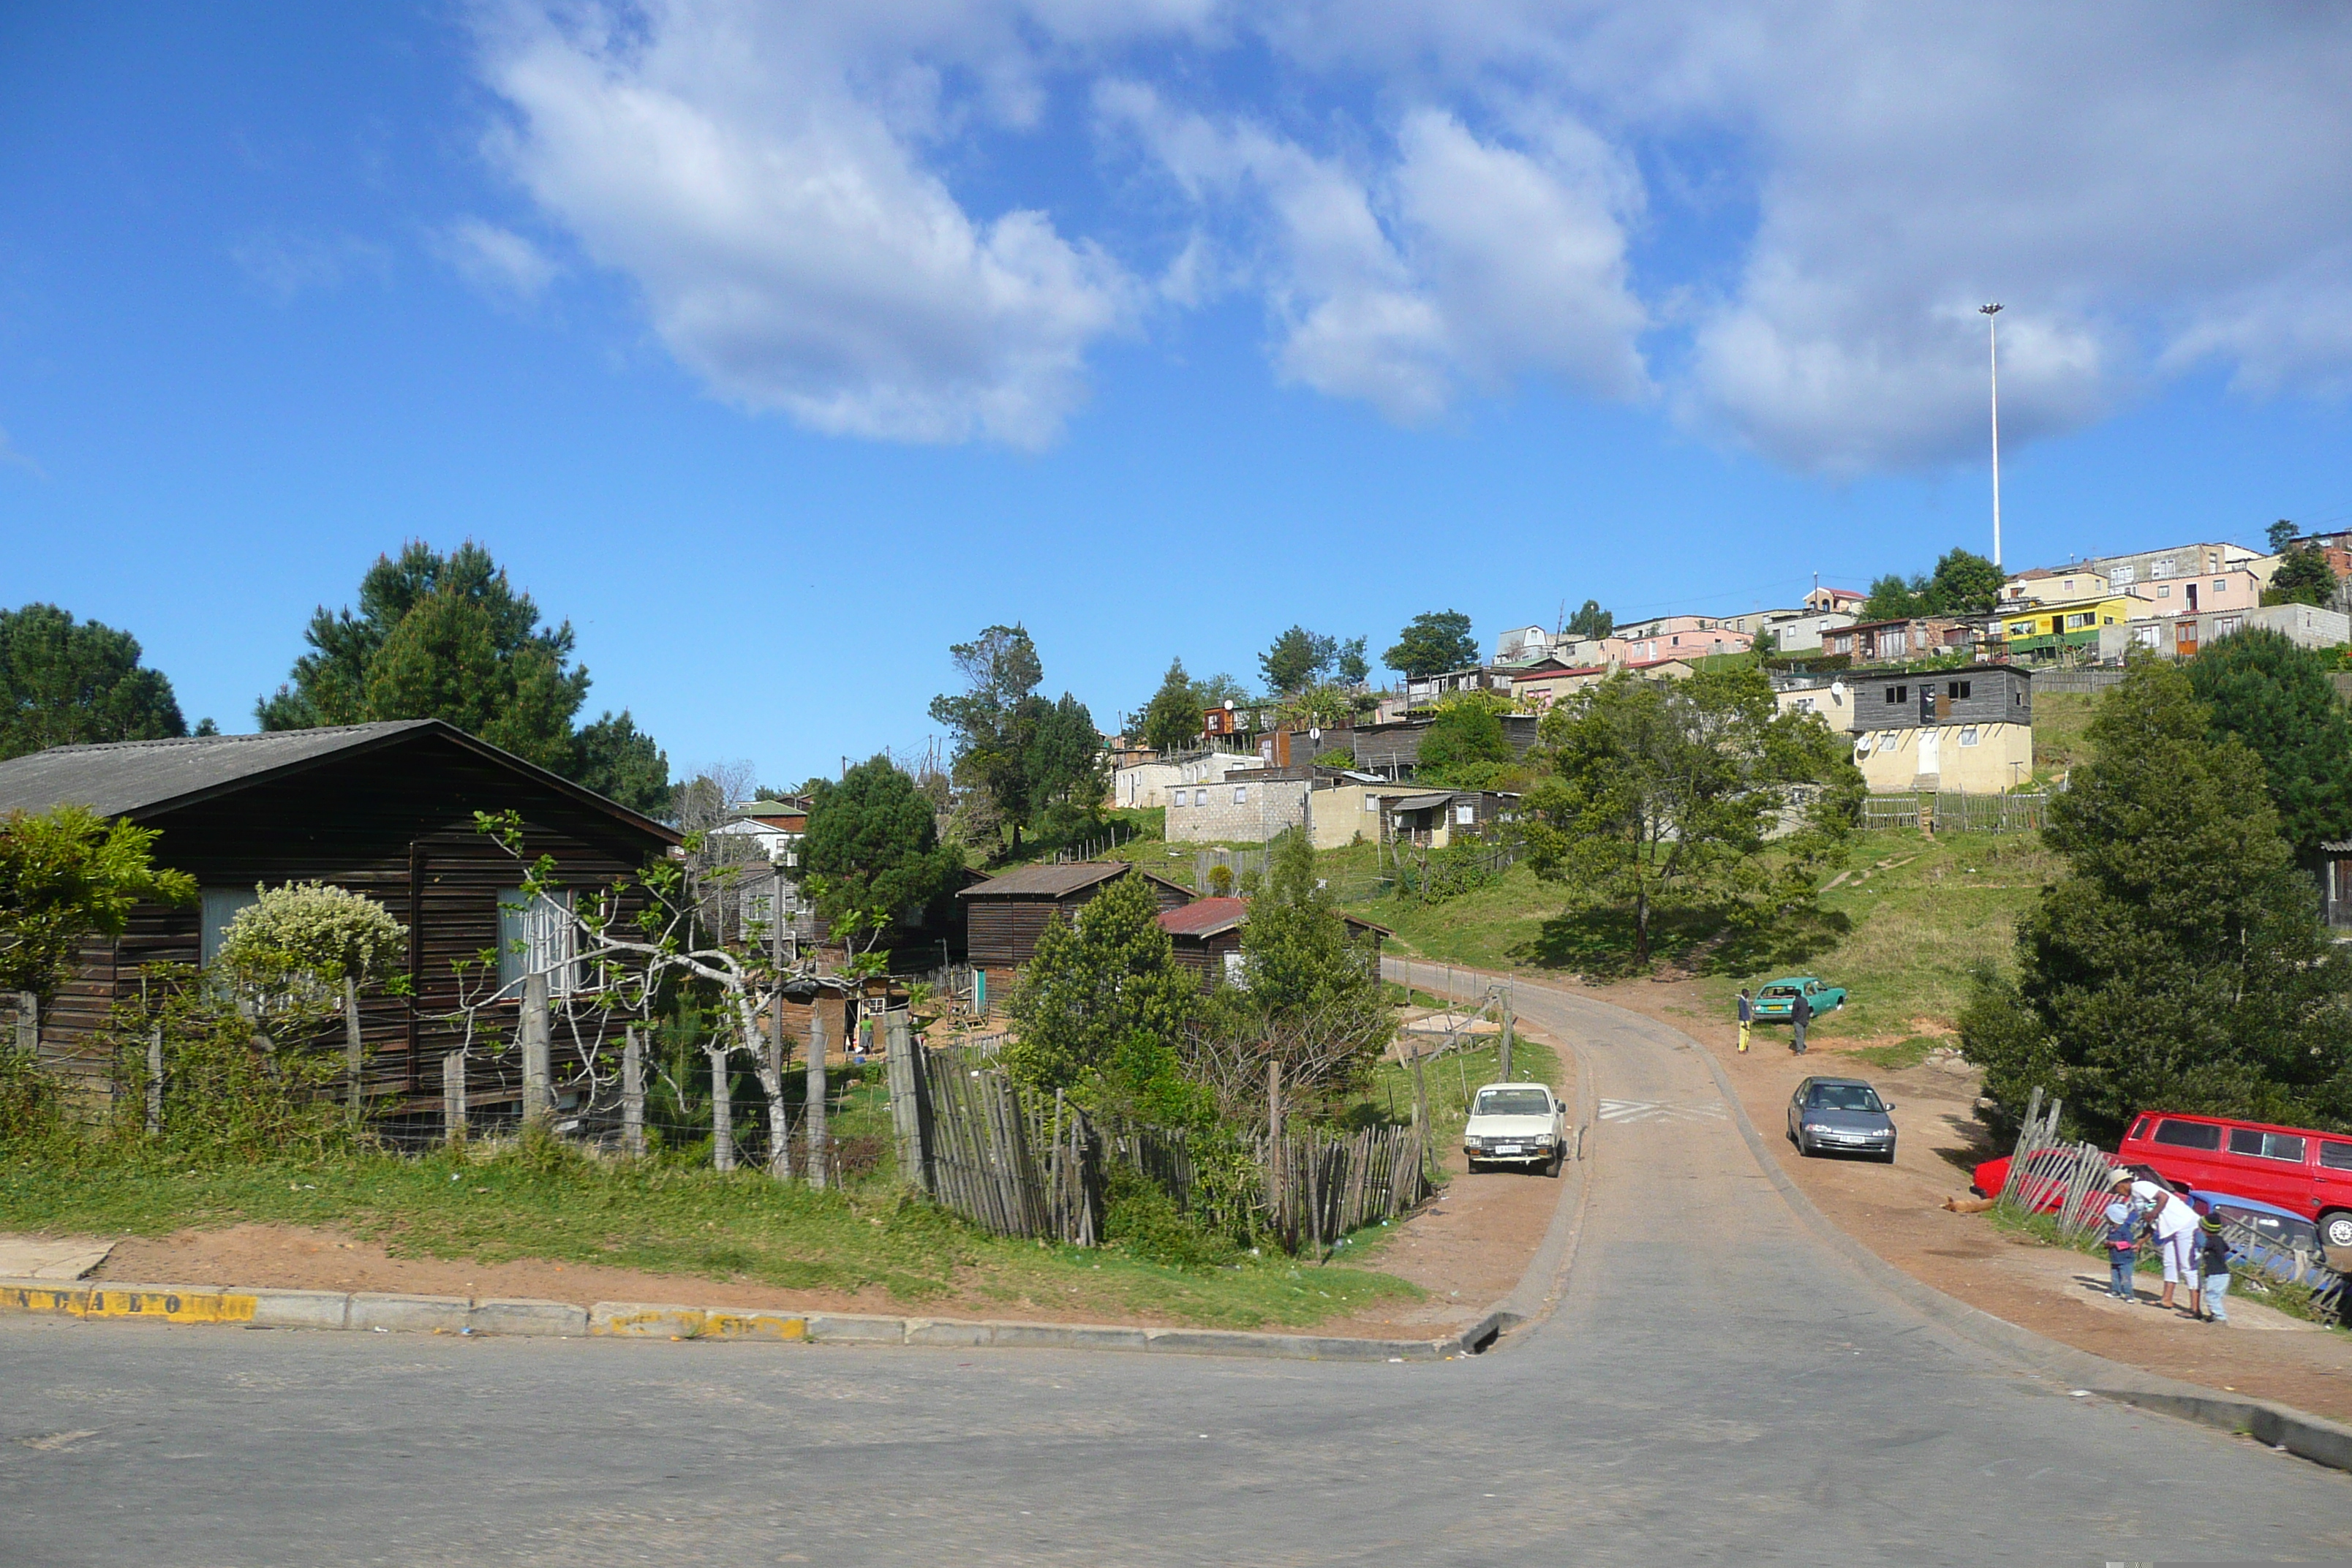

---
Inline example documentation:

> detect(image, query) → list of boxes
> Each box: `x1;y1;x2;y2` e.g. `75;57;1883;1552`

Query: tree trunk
805;1009;829;1190
1633;886;1651;963
757;999;792;1180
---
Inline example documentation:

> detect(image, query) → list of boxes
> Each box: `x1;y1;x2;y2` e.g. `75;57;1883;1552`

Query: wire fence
1861;792;2049;833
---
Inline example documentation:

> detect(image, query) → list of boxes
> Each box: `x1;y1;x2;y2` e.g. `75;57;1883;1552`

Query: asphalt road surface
4;968;2348;1566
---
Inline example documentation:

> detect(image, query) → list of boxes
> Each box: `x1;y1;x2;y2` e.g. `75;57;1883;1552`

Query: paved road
4;969;2348;1565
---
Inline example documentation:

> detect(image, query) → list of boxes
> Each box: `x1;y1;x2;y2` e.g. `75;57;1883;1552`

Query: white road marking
1597;1098;1728;1123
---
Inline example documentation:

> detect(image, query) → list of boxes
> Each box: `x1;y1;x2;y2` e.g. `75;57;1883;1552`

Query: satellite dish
1829;679;1847;704
1309;727;1322;741
1224;699;1235;711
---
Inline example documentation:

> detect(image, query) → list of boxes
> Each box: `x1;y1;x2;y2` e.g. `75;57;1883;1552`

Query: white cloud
1234;2;2352;469
472;1;1145;448
435;217;559;301
459;0;2352;468
1101;86;1647;421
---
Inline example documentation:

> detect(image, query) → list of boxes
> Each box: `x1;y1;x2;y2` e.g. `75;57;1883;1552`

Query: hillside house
0;720;679;1121
2099;603;2352;663
1847;666;2034;795
1384;789;1519;849
1822;617;1978;663
1994;593;2138;660
1156;896;1392;992
2126;569;2262;620
2001;566;2112;606
1353;715;1542;778
957;862;1194;996
2085;541;2274;592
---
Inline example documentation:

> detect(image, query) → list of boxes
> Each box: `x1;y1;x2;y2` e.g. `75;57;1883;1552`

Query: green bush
1103;1165;1237;1270
0;1046;67;1149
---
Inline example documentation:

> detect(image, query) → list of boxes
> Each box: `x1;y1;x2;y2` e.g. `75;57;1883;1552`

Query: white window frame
1959;727;1980;747
1233;785;1248;804
1455;804;1476;826
497;888;580;998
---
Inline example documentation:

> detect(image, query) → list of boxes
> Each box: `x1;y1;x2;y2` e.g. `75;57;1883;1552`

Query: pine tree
1961;663;2352;1137
1006;871;1199;1096
0;605;188;759
2187;628;2352;858
1141;658;1202;753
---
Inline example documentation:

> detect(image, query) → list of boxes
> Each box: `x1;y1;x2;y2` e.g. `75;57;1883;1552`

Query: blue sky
5;4;2350;788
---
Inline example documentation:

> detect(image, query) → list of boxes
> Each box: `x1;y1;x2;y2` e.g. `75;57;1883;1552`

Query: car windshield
1475;1089;1551;1117
1807;1085;1884;1113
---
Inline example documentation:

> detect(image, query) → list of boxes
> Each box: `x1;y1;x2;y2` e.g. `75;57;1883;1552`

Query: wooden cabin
0;720;677;1128
1155;896;1392;993
957;862;1194;998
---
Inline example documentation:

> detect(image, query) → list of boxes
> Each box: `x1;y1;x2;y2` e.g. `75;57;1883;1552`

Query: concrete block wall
1167;779;1309;843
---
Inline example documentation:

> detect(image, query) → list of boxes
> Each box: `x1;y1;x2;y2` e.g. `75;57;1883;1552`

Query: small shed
1156;896;1392;993
957;862;1194;995
1384;790;1520;849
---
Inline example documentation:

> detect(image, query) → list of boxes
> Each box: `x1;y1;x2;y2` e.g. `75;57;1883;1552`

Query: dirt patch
1503;965;2352;1424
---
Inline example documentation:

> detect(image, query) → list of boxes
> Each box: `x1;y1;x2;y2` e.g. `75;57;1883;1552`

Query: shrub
218;881;408;991
1103;1165;1237;1270
103;965;359;1163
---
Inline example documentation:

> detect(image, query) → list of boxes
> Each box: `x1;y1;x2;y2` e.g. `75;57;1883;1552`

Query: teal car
1752;976;1845;1020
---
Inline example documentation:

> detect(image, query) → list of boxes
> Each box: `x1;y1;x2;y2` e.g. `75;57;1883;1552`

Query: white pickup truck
1463;1082;1569;1176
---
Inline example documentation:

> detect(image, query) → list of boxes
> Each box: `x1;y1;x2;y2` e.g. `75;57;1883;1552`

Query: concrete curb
0;1278;1488;1363
1390;957;2352;1475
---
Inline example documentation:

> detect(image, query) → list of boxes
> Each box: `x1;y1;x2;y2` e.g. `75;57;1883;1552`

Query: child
1736;989;1753;1054
2102;1199;2137;1300
2196;1215;2232;1324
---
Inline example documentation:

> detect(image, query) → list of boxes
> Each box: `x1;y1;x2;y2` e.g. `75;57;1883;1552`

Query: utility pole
1980;303;2004;570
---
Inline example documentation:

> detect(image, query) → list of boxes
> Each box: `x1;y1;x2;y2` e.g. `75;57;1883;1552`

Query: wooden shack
0;720;677;1126
1156;896;1391;993
957;862;1194;995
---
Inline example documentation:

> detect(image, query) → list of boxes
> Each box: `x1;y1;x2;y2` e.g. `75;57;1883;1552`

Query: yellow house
1997;593;2136;659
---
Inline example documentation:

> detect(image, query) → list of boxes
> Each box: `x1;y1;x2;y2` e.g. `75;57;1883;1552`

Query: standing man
1736;988;1754;1054
1790;986;1812;1055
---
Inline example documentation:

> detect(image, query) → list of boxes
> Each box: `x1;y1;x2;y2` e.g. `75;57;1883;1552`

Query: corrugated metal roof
956;862;1134;898
0;721;440;818
1386;792;1456;813
1158;896;1246;937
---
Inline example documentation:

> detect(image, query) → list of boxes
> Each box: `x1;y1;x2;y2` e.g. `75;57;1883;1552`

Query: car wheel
2323;1211;2352;1251
1466;1158;1484;1175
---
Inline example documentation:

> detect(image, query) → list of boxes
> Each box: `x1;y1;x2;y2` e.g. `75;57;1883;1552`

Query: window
2152;1118;2223;1150
1455;804;1476;825
2066;612;2095;630
1233;785;1248;804
1882;631;1908;656
2227;1128;2306;1163
2217;614;2243;637
1959;727;1980;747
1877;733;1900;755
2008;621;2035;638
199;887;262;967
497;889;578;998
1221;950;1248;989
2321;1142;2352;1172
1364;796;1379;813
2214;579;2227;594
2130;624;2160;649
2156;584;2171;598
1193;789;1207;806
1883;685;1908;706
1946;679;1971;700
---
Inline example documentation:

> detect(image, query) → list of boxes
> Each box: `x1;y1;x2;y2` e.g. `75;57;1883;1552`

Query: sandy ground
26;1037;1577;1342
1550;970;2352;1425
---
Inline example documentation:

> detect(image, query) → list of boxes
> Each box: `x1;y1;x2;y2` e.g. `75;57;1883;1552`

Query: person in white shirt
2125;1175;2200;1311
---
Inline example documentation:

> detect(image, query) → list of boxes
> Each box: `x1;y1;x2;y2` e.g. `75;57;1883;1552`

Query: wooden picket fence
892;1029;1431;1255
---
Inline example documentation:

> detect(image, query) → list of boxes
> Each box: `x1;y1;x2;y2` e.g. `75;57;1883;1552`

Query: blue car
2187;1190;2329;1286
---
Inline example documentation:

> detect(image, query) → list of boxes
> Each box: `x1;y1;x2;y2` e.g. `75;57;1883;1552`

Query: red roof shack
1154;896;1392;992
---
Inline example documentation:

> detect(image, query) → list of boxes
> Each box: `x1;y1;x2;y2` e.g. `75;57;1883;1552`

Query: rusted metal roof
1157;896;1247;938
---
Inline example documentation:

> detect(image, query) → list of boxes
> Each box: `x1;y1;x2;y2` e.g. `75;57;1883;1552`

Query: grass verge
0;1142;1422;1332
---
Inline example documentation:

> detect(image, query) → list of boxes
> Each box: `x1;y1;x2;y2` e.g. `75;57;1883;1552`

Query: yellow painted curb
588;1303;808;1342
1;1281;257;1324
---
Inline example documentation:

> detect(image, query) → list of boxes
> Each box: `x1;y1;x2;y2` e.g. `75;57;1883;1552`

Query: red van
2119;1111;2352;1249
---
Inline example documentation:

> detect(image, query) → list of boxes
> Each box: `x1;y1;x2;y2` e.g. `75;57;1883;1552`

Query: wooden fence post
1267;1058;1284;1226
769;999;794;1181
442;1049;467;1142
709;1044;735;1172
622;1026;645;1160
805;1009;828;1190
13;992;36;1058
520;971;552;1127
342;976;366;1107
145;1025;163;1137
886;1009;925;1193
1498;989;1515;1082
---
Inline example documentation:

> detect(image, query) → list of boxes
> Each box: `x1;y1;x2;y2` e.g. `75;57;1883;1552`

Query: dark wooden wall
33;734;670;1117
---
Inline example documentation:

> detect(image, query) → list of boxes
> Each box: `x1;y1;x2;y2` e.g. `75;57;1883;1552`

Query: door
1917;728;1942;776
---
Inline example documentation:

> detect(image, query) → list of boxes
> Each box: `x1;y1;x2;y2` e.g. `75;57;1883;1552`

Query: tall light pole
1980;303;2004;570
